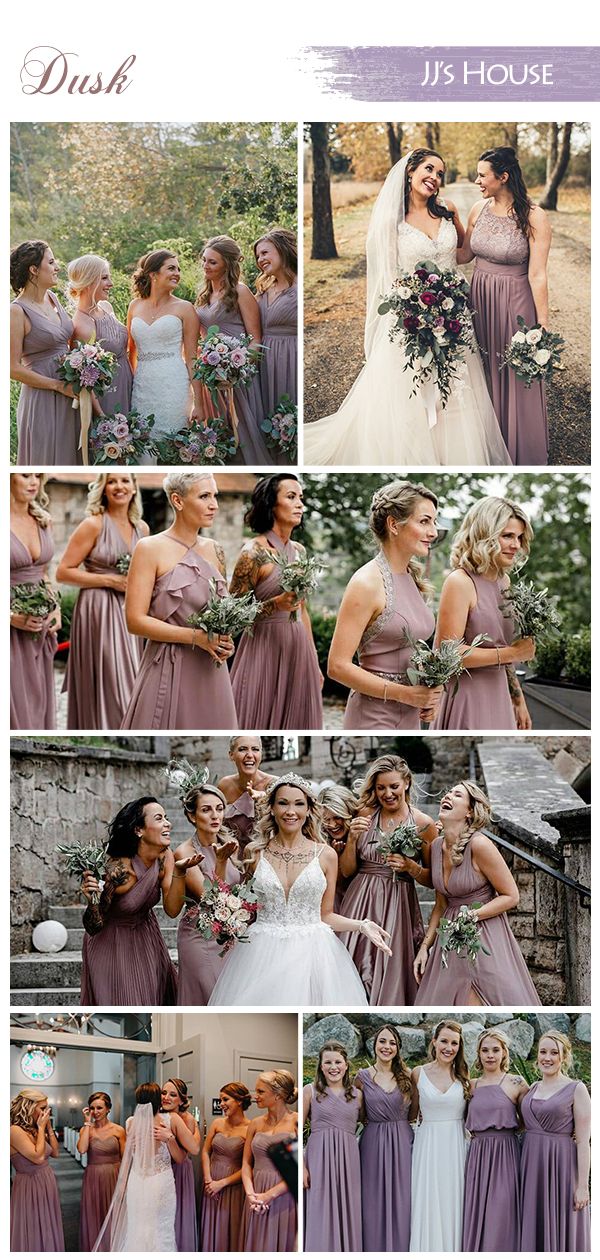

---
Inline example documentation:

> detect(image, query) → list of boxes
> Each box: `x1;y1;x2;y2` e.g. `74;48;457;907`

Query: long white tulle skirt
208;921;368;1006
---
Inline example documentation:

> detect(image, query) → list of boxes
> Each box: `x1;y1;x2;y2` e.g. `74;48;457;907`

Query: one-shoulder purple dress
89;308;133;415
197;298;272;465
177;844;240;1005
339;809;424;1005
520;1080;590;1252
80;854;177;1004
230;532;323;730
224;789;259;853
434;572;517;730
462;1083;521;1251
80;1132;121;1250
200;1132;245;1251
65;515;143;729
10;524;57;729
173;1152;198;1251
415;835;540;1005
304;1085;361;1252
356;1068;412;1252
13;292;81;465
240;1130;297;1252
120;539;238;730
10;1143;64;1251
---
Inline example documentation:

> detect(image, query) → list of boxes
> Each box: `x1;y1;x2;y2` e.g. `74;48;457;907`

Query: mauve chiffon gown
343;553;436;729
10;525;57;729
65;515;143;728
173;1154;198;1251
13;293;81;464
304;1085;362;1252
79;1133;121;1250
240;1131;297;1252
80;854;177;1004
120;539;238;730
200;1133;245;1251
339;809;424;1005
230;531;323;730
471;200;549;464
224;789;260;853
415;835;540;1005
356;1069;412;1252
462;1083;521;1251
434;573;517;730
258;287;297;464
10;1145;65;1251
520;1081;590;1252
88;308;133;414
197;298;272;464
177;845;240;1005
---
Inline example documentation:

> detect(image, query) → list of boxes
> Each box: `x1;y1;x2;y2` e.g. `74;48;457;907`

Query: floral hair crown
164;759;211;799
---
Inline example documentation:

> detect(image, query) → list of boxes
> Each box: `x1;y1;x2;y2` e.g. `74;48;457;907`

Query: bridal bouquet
499;317;565;387
378;260;478;407
57;340;116;400
187;581;263;664
375;818;424;881
437;903;490;968
11;579;58;638
501;579;561;641
90;410;157;464
261;395;298;460
115;553;131;575
256;549;327;622
56;840;108;904
194;324;262;403
194;877;262;956
407;634;489;696
155;419;237;466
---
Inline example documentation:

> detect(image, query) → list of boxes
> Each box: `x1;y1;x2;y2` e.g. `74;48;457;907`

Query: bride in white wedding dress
208;773;392;1006
409;1020;469;1251
304;150;511;467
127;249;201;443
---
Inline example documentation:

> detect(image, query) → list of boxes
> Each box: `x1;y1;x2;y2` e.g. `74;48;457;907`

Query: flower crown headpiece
164;759;211;800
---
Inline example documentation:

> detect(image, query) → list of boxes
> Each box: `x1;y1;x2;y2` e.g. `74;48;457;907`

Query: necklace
266;843;311;869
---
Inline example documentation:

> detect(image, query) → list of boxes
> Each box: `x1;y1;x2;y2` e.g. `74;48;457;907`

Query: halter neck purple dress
239;1129;297;1252
177;843;240;1005
196;297;272;464
13;292;80;464
462;1082;521;1251
65;514;143;728
88;307;133;414
80;1131;122;1250
230;531;323;729
520;1080;590;1251
434;572;517;730
343;553;436;729
224;789;261;853
304;1085;361;1252
471;200;549;464
356;1068;412;1252
10;524;57;729
120;539;238;730
415;835;540;1005
10;1141;65;1251
339;808;424;1004
80;854;177;1004
200;1131;246;1251
172;1150;198;1252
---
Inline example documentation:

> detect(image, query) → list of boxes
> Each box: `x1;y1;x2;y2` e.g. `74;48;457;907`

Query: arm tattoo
506;664;523;701
229;548;260;597
83;859;129;935
213;542;227;579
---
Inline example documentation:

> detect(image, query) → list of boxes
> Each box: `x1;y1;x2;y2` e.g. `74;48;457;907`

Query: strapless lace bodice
251;853;327;932
130;314;191;437
397;216;458;274
131;314;185;361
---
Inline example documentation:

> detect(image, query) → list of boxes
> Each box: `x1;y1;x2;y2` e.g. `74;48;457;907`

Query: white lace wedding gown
121;1115;177;1252
208;848;368;1006
131;315;192;440
304;217;511;467
409;1069;468;1252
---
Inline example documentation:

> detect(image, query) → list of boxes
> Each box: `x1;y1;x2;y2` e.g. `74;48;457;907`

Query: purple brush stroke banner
303;46;599;101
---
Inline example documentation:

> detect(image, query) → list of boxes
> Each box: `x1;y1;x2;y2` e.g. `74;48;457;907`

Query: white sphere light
32;920;68;953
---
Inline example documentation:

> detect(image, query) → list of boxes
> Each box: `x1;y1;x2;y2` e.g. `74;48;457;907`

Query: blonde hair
429;1020;471;1101
244;777;322;872
318;784;359;828
197;235;242;312
357;755;412;813
259;1070;298;1106
369;480;437;596
67;253;111;304
476;1028;511;1073
228;734;263;755
182;784;236;846
163;470;214;508
444;781;492;867
86;473;143;524
537;1030;573;1073
10;473;51;528
451;496;533;578
10;1088;48;1135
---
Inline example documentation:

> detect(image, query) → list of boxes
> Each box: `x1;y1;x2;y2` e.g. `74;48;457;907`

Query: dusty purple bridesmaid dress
356;1068;412;1252
177;844;240;1005
10;1144;65;1251
65;515;143;729
200;1132;245;1251
471;201;549;464
520;1080;590;1252
339;809;424;1005
89;308;133;414
13;293;81;465
415;835;540;1005
224;789;258;853
240;1130;297;1252
120;539;238;730
197;298;272;464
80;854;177;1004
230;531;323;730
434;573;517;730
173;1155;198;1251
462;1082;521;1251
343;553;435;730
304;1085;361;1252
79;1132;121;1250
10;525;57;729
258;287;297;410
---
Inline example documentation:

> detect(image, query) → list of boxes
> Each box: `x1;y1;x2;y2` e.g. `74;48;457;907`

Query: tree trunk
539;122;573;210
501;122;519;150
425;122;440;151
546;122;559;181
386;123;403;167
310;123;338;259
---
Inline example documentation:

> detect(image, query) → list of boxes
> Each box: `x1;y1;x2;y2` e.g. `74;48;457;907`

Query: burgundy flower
403;315;420;332
420;291;437;306
415;268;429;280
446;318;461;334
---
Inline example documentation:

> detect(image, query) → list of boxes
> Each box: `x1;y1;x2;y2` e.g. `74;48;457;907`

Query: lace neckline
260;848;321;905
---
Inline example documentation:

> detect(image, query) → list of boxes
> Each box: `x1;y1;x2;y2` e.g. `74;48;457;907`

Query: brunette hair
220;1081;252;1111
132;250;176;299
428;1020;470;1100
106;797;162;858
357;755;413;813
10;240;50;293
372;1024;413;1098
314;1041;355;1102
197;235;242;313
404;149;454;221
88;1091;112;1109
135;1082;162;1113
162;1078;189;1111
86;473;143;524
369;480;437;596
245;474;302;535
479;147;533;237
254;227;297;286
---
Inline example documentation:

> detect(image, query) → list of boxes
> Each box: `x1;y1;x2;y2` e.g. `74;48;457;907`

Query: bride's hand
359;920;392;955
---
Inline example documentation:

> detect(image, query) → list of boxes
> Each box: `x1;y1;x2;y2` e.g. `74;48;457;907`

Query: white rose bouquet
499;316;565;387
194;877;262;956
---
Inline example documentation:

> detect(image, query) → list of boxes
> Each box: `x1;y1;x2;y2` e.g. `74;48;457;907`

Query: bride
208;773;391;1006
304;149;511;467
127;249;202;444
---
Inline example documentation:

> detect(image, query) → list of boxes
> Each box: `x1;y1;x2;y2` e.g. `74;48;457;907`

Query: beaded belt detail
136;350;179;362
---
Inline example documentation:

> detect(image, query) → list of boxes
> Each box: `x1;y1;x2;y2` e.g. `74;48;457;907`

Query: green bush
10;379;20;462
58;588;78;641
564;626;591;687
534;634;566;680
309;608;344;697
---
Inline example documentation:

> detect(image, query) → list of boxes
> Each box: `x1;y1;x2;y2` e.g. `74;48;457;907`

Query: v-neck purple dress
80;1131;122;1250
196;297;272;464
10;524;57;729
10;1141;64;1251
304;1085;362;1252
434;572;517;730
356;1068;413;1252
462;1083;521;1251
520;1080;590;1252
13;292;80;464
80;854;177;1004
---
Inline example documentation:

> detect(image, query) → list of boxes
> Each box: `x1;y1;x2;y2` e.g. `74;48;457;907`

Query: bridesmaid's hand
403;684;443;710
188;406;201;426
54;381;76;399
202;632;235;664
174;853;204;875
303;1165;310;1189
348;817;370;842
413;943;430;983
214;838;239;863
81;1106;92;1124
107;574;129;593
513;697;533;730
574;1184;590;1210
81;870;100;902
10;611;46;633
509;636;536;663
203;1177;221;1198
386;854;409;873
37;1106;51;1129
274;591;302;614
359;920;392;955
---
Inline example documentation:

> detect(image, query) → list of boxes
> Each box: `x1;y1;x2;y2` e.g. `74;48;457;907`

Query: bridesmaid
410;1021;470;1251
354;1025;413;1252
201;1081;252;1251
254;228;298;423
196;235;271;464
56;473;148;729
462;1029;527;1252
434;496;536;730
229;475;323;729
77;1091;125;1250
328;480;443;729
120;471;238;730
10;239;79;464
414;781;540;1005
303;1040;362;1252
10;472;58;729
317;784;360;911
10;1088;64;1251
160;1079;201;1252
520;1031;591;1252
217;734;276;853
240;1071;298;1252
339;755;436;1005
459;146;551;463
67;254;133;414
